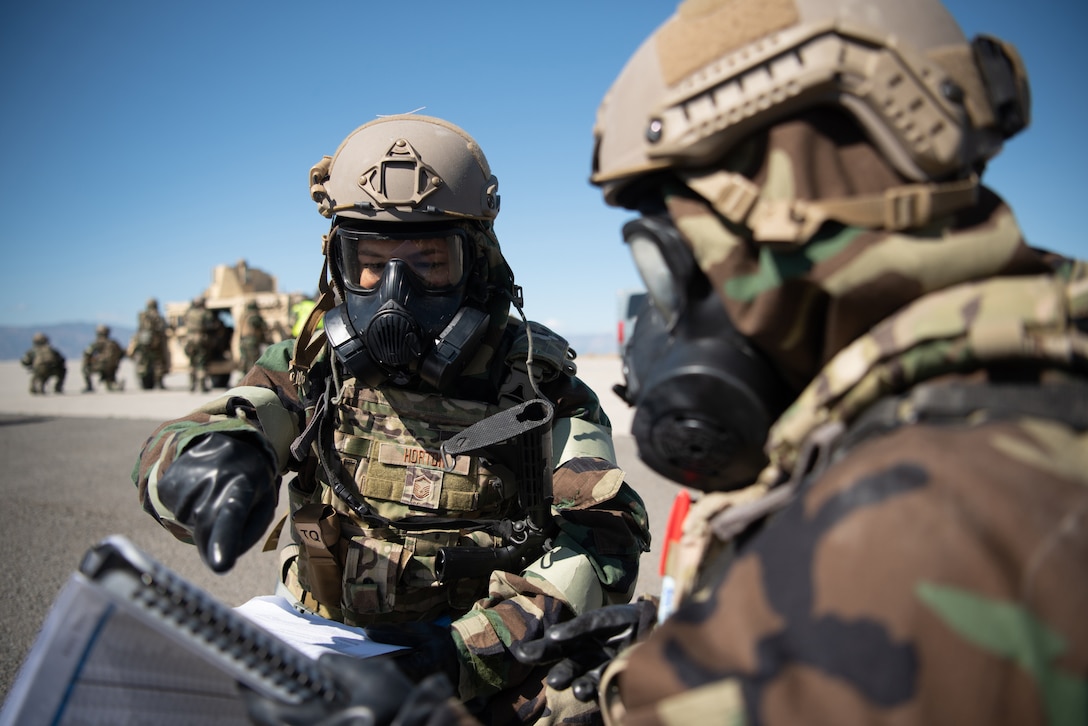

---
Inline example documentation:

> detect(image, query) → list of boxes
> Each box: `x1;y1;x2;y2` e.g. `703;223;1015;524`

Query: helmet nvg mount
310;114;500;224
592;0;1030;241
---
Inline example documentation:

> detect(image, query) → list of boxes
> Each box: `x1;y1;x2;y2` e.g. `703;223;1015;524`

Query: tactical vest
87;340;123;370
31;345;62;372
287;379;519;627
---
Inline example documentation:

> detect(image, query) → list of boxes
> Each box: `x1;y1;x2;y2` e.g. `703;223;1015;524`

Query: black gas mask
614;215;790;491
324;224;490;390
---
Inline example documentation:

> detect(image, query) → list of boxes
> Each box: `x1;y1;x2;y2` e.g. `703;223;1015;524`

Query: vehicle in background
617;290;648;356
164;261;307;388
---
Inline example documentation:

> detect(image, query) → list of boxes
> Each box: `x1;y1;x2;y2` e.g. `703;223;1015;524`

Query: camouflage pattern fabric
598;110;1088;725
614;400;1088;725
183;306;217;367
239;309;270;373
133;308;170;386
21;342;66;394
183;306;218;390
82;335;125;390
134;337;649;724
663;110;1054;394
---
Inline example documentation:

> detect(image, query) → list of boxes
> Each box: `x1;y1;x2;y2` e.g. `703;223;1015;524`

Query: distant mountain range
0;324;616;362
0;323;138;362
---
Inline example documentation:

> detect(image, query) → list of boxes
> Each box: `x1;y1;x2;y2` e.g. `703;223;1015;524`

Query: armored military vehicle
164;260;308;388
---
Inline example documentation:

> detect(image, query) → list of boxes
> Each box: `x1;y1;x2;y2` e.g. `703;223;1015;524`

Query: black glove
244;653;464;726
363;623;461;689
156;431;277;573
511;600;657;702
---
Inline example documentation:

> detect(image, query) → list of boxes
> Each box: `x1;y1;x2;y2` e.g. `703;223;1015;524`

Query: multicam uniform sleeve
132;340;305;542
450;375;651;701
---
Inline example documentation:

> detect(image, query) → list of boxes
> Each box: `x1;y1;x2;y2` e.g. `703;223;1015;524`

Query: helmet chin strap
681;168;980;245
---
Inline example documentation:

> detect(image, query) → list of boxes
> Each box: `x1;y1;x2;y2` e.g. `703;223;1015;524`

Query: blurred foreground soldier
21;332;66;394
183;295;216;392
133;114;649;724
82;324;125;392
239;300;271;372
515;0;1088;723
132;298;170;389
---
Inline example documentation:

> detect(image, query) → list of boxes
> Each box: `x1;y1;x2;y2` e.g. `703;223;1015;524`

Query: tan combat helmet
591;0;1030;242
309;114;500;223
146;298;159;310
96;324;110;336
32;332;47;344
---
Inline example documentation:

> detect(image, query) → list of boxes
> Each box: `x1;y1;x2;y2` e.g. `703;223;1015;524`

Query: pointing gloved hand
511;600;658;702
156;431;277;573
244;653;472;726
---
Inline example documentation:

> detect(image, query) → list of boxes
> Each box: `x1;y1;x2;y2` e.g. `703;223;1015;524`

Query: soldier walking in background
132;298;170;390
238;300;270;373
183;296;216;392
21;332;66;395
81;325;125;392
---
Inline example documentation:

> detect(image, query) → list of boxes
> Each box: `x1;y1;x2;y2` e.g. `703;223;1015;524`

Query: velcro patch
379;443;470;475
402;467;443;509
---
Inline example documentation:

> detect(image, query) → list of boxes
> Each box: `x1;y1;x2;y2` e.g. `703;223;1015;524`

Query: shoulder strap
498;319;577;408
290;259;336;385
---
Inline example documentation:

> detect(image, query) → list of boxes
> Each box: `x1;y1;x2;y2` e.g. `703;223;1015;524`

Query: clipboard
78;535;338;705
1;535;342;725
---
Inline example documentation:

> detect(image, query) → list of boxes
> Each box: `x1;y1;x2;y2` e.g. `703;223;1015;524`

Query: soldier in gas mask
81;324;125;392
21;332;66;395
510;0;1088;723
132;114;649;725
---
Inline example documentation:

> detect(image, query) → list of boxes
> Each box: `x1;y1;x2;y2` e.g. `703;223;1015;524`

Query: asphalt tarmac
0;358;683;700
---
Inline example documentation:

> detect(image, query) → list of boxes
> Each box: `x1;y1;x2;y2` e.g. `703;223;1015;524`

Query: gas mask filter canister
617;216;790;491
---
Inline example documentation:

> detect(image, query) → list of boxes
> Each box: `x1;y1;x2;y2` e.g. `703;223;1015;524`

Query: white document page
233;595;405;660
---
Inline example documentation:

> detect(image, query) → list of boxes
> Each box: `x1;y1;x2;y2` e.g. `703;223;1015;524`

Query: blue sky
2;1;1085;336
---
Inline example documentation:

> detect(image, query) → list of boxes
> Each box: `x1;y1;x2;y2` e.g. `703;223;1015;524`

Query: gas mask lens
622;217;694;328
338;229;466;293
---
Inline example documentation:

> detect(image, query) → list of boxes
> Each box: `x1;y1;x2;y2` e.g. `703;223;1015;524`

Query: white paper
233;595;405;660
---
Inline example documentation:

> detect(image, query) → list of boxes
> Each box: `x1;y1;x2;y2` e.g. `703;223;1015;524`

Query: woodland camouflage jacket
601;179;1088;724
134;329;650;710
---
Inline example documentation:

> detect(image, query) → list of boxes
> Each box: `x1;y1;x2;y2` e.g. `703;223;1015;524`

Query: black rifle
434;398;556;583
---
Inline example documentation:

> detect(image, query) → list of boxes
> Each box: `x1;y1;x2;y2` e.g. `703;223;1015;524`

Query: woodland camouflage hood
663;107;1055;396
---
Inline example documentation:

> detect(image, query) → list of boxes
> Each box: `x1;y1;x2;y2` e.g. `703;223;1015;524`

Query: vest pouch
341;528;497;627
292;502;343;608
399;528;492;612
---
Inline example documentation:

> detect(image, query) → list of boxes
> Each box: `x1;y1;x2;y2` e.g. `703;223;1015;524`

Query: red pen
659;489;691;576
657;489;691;623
